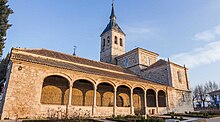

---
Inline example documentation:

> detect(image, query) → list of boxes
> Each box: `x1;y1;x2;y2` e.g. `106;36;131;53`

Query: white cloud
171;25;220;68
171;41;220;68
194;25;220;42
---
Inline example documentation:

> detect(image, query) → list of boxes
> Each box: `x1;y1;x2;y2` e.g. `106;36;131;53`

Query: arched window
114;36;118;44
158;90;166;107
41;75;69;105
177;71;182;83
120;38;123;46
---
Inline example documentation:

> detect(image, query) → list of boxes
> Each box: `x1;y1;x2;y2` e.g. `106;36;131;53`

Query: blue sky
3;0;220;87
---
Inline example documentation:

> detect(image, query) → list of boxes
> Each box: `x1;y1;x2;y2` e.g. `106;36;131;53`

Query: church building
0;3;193;120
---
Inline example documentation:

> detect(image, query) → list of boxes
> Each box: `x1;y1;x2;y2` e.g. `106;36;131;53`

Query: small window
120;38;123;46
182;93;185;102
177;71;182;83
148;57;151;65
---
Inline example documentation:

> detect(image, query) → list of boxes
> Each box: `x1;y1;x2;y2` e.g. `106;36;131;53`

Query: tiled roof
11;48;165;86
142;59;168;71
15;48;134;75
101;21;125;36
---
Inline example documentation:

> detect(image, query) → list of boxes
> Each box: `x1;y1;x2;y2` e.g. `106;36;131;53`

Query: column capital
114;87;117;92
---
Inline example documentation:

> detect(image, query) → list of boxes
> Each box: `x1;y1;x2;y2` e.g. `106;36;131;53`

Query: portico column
113;87;117;116
144;90;148;115
68;84;73;105
130;89;134;115
92;85;97;116
156;91;159;114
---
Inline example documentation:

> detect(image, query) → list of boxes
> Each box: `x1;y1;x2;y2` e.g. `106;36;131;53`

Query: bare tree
192;86;199;108
204;81;218;93
197;85;208;108
205;81;219;106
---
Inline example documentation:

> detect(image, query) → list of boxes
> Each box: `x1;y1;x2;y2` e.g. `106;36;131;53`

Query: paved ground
206;117;220;122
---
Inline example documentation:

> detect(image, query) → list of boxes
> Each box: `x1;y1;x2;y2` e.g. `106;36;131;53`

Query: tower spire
110;0;116;22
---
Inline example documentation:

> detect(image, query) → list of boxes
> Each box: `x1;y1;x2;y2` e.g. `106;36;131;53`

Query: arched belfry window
114;36;118;44
120;38;123;46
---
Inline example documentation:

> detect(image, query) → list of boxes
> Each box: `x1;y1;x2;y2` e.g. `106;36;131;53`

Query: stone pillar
156;91;159;114
113;87;117;116
130;89;134;115
92;85;97;116
144;90;148;115
68;84;73;105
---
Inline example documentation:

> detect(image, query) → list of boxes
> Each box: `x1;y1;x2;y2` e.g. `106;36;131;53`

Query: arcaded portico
40;75;168;116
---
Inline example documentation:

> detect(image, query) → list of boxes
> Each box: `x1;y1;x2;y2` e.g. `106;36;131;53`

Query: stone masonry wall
141;65;169;85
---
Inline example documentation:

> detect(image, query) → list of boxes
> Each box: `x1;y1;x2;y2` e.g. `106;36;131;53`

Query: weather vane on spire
112;0;114;6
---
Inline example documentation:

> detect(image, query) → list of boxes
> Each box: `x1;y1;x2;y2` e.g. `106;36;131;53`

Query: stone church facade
0;3;193;120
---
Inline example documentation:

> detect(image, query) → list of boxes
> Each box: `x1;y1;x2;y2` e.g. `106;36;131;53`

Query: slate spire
110;1;116;22
100;1;125;36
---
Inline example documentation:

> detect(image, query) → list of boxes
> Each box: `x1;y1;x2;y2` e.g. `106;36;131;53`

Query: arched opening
72;79;94;106
41;75;69;105
97;82;114;107
117;85;130;107
120;38;123;46
147;89;156;107
114;36;118;44
158;90;166;107
133;87;145;115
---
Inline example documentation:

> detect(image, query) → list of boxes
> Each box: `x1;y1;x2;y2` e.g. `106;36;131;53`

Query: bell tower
100;2;126;64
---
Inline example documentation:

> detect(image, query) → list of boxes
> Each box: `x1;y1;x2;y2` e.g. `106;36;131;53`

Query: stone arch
158;90;166;107
146;86;157;92
117;83;132;90
97;82;114;107
72;79;94;106
147;89;156;107
133;85;146;91
97;80;116;88
73;77;96;86
41;75;70;105
117;85;131;107
133;87;145;115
